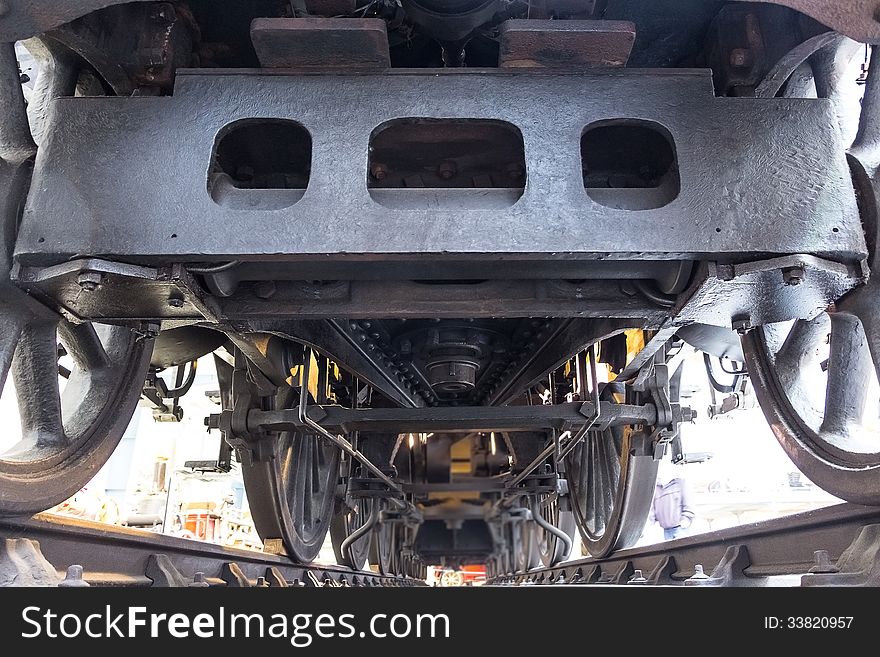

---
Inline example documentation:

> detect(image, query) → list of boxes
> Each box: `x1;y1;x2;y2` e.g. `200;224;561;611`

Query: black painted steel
567;427;659;557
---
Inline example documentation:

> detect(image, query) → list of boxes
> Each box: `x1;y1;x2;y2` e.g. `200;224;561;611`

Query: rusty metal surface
251;17;390;69
14;69;864;265
38;1;194;95
2;1;879;43
499;19;636;68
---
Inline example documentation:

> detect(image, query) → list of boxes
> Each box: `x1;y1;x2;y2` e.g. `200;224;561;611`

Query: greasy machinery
1;0;879;580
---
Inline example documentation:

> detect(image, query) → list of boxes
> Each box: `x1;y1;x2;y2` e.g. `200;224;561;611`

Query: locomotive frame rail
0;513;421;587
488;503;880;587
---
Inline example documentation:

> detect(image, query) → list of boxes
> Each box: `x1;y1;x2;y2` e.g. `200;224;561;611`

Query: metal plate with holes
15;69;864;266
2;1;879;44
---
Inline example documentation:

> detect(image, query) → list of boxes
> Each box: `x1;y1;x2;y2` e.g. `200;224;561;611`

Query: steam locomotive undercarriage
1;0;880;578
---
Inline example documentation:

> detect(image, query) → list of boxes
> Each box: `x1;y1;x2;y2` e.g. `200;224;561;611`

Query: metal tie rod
507;345;601;489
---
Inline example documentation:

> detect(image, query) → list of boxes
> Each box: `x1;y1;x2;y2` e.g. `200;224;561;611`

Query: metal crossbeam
248;400;661;435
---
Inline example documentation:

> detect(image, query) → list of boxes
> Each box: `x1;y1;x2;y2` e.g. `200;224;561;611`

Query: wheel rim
241;388;341;562
566;426;659;557
743;286;880;502
370;510;396;574
515;514;539;571
0;307;150;515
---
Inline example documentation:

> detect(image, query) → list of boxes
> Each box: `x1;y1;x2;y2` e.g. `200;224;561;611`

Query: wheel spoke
0;309;25;392
12;321;66;449
58;319;110;371
839;283;880;385
776;316;828;386
820;313;872;437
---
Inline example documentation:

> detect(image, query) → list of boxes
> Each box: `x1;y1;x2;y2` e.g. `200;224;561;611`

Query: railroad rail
489;503;880;587
0;514;421;587
4;504;880;587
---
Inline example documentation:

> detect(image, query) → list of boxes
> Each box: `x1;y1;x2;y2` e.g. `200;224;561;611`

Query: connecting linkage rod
506;345;602;489
295;349;405;498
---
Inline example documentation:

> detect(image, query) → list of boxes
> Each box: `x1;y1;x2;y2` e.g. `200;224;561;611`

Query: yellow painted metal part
625;328;647;367
450;437;472;475
286;351;320;399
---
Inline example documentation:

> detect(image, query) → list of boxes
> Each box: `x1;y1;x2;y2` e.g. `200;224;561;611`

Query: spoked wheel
330;477;374;569
0;306;151;515
514;514;539;571
241;389;341;562
565;425;659;557
533;493;576;567
743;289;880;503
370;516;396;575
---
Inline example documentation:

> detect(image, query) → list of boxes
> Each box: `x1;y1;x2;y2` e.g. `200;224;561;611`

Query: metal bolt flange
77;271;103;291
58;564;90;587
190;572;210;587
808;549;840;574
687;564;711;581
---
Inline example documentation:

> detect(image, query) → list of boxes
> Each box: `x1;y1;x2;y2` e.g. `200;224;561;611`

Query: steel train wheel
534;493;577;567
241;389;341;562
743;297;880;503
515;516;540;571
0;308;151;515
741;147;880;504
371;514;396;575
565;425;659;557
330;487;373;569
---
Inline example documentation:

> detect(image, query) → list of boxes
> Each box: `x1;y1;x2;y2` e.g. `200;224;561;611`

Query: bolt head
782;266;805;286
729;48;754;68
808;549;840;574
168;296;185;308
731;315;751;334
437;160;457;180
77;271;103;291
716;264;735;282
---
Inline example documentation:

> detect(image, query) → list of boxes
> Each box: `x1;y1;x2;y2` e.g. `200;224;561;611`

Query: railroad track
489;503;880;587
4;504;879;588
0;514;422;587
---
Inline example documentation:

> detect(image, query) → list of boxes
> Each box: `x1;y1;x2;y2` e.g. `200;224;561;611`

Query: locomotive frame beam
13;69;864;266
